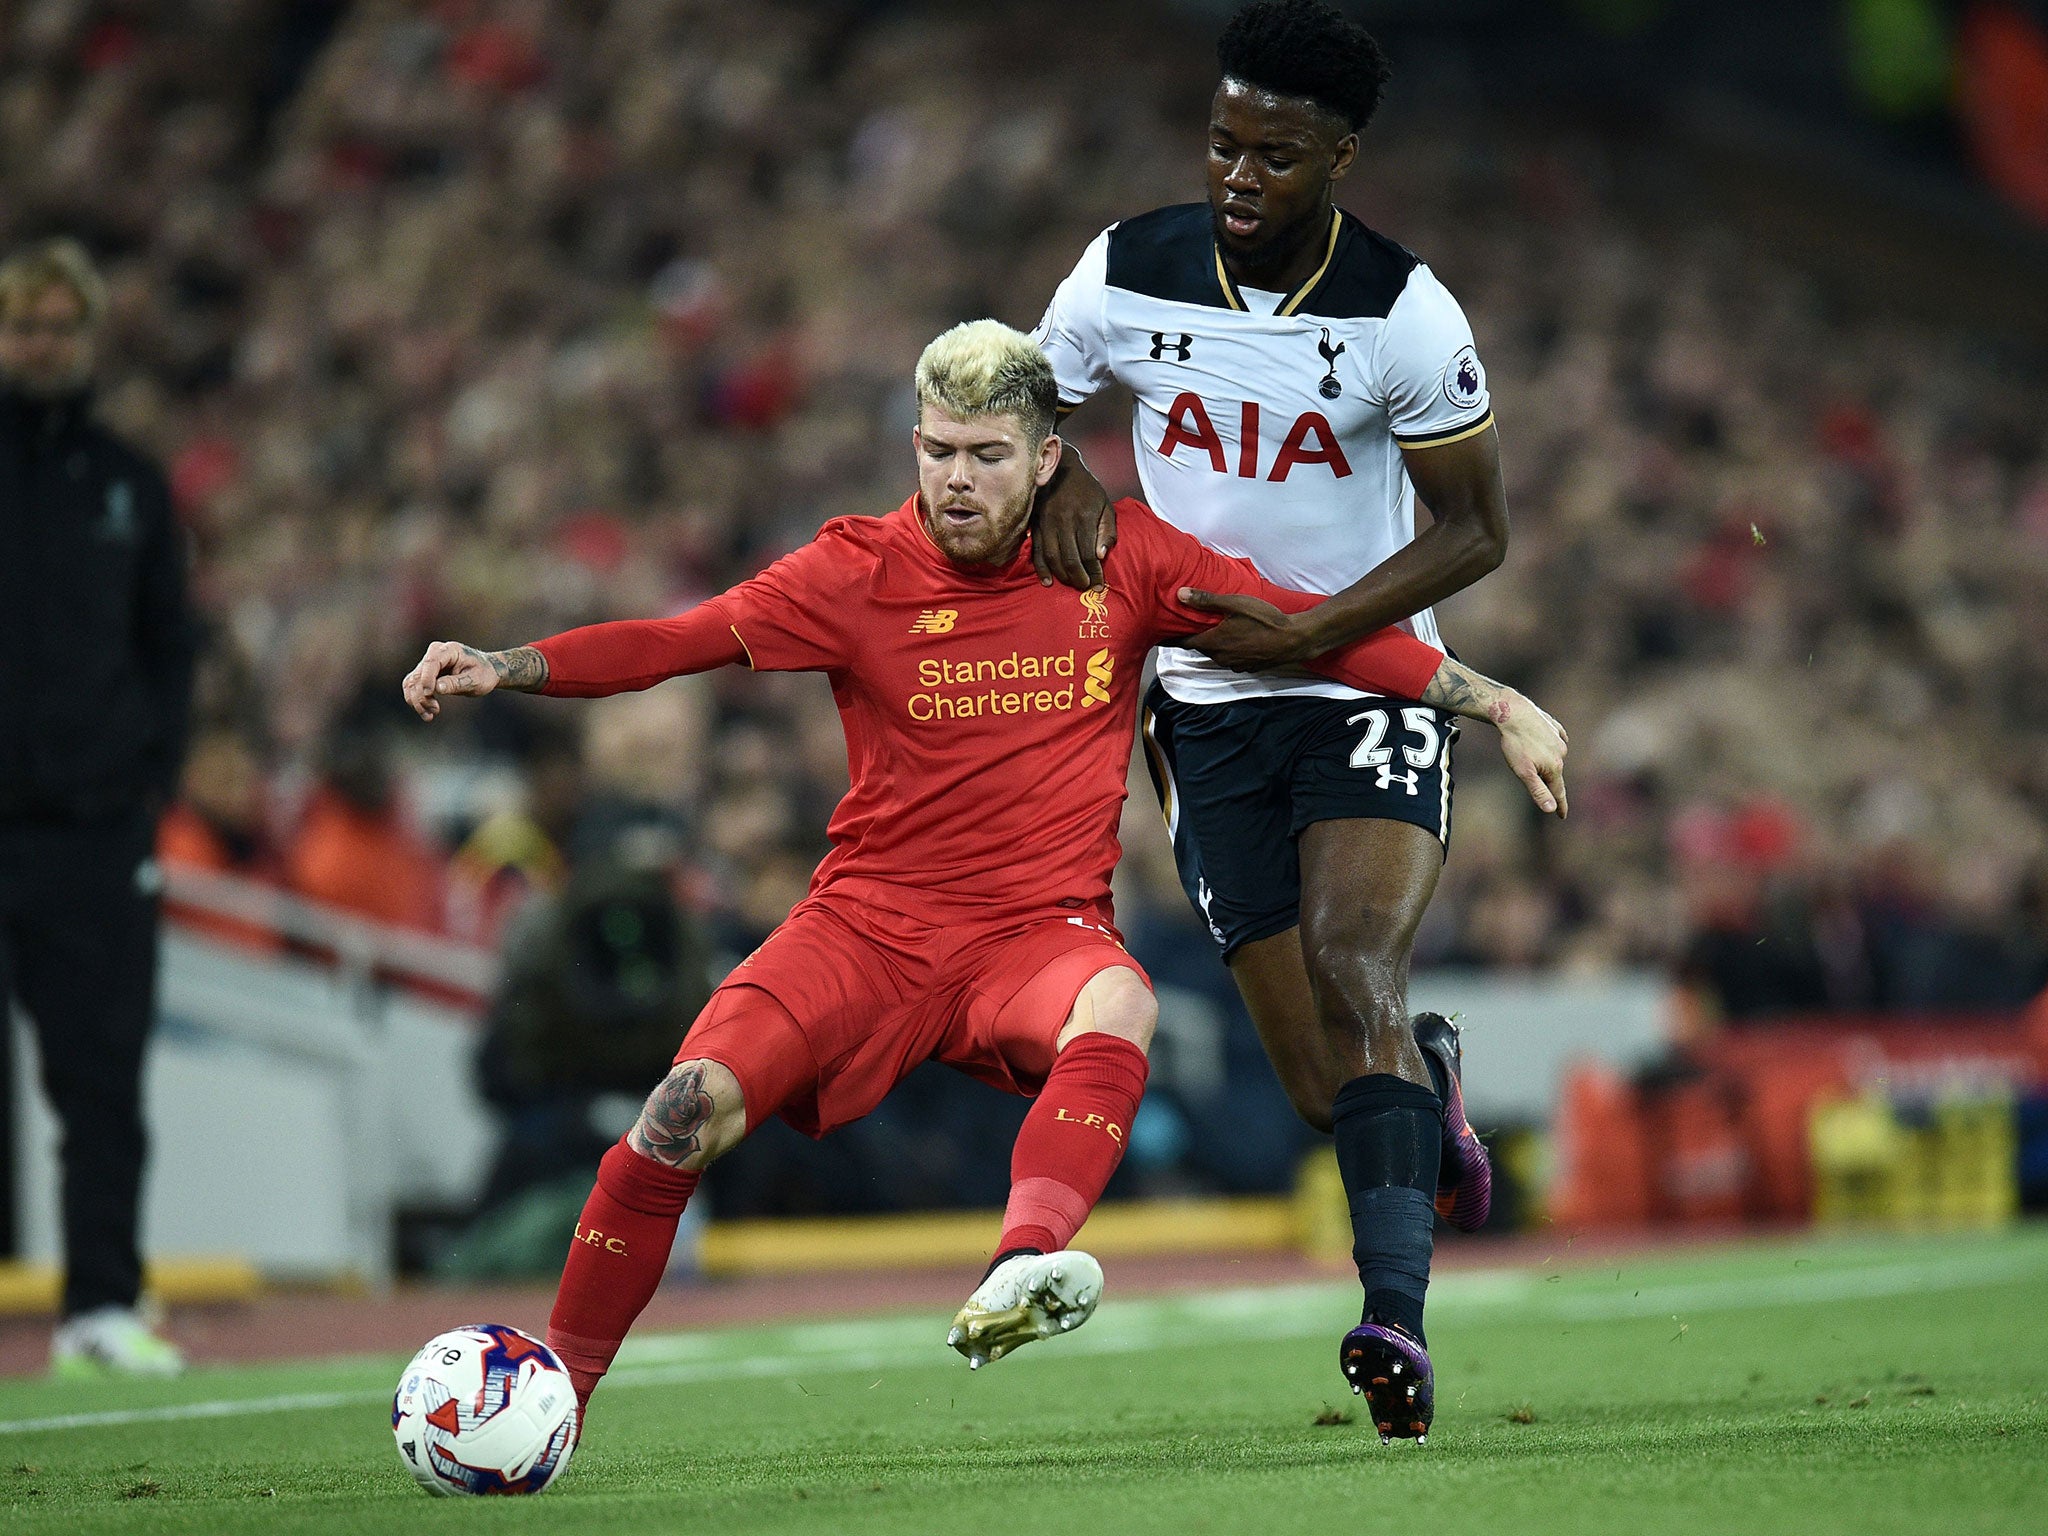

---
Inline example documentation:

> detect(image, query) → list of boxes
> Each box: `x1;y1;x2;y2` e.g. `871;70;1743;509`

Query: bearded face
914;404;1061;568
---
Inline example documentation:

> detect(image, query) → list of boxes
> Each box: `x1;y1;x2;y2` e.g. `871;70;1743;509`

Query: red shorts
678;880;1149;1138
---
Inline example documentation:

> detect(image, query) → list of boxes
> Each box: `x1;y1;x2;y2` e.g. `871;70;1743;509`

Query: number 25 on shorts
1346;706;1442;796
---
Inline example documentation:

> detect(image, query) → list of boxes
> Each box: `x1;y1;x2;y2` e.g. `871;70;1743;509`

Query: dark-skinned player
1027;0;1552;1441
402;321;1567;1433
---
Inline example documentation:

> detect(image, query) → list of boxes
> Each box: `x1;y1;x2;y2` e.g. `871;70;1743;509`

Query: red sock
997;1032;1149;1257
546;1138;699;1410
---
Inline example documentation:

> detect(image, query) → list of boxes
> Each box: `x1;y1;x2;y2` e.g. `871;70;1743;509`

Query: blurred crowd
5;0;2047;1025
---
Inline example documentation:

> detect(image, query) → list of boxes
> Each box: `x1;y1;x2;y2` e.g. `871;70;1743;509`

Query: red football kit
532;495;1441;1133
535;493;1443;1409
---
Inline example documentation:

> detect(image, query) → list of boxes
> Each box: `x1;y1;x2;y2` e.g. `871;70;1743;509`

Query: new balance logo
1150;331;1193;362
909;609;958;634
1080;648;1113;706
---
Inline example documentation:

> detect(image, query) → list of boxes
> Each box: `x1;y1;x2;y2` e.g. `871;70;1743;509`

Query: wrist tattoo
484;645;548;692
1423;659;1506;722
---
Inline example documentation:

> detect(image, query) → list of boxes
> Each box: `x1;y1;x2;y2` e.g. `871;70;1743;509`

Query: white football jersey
1033;203;1492;705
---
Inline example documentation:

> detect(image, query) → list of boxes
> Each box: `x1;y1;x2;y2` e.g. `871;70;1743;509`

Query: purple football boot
1415;1012;1491;1232
1340;1322;1434;1444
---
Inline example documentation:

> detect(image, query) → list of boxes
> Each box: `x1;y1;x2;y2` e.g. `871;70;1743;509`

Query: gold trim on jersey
1277;212;1343;317
1211;209;1342;317
1392;412;1495;450
1212;244;1246;312
730;624;757;669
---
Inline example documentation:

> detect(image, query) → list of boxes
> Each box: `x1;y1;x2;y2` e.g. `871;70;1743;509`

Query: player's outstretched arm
1176;585;1566;818
1143;500;1560;810
1293;427;1510;659
402;642;547;721
403;603;757;720
1177;429;1509;671
1150;514;1443;700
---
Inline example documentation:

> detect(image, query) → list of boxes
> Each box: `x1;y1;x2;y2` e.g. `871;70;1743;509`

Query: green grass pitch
2;1227;2045;1535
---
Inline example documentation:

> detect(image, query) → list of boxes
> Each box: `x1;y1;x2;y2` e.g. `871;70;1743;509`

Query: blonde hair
914;319;1058;445
0;238;107;326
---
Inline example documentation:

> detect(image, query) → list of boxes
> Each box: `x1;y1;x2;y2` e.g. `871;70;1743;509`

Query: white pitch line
2;1245;2041;1437
0;1387;381;1436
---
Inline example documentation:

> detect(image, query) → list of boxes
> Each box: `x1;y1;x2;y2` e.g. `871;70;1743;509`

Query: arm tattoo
630;1063;716;1168
468;644;549;692
1422;658;1512;725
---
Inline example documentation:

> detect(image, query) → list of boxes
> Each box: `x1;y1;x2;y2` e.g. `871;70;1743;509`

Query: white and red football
391;1323;578;1496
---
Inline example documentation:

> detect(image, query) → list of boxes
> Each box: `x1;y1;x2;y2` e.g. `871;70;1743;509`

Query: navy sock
1330;1073;1442;1346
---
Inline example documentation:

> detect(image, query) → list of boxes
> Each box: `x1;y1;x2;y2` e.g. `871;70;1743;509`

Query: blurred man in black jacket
0;239;196;1376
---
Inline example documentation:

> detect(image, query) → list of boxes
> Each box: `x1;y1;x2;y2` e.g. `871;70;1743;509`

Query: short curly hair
1216;0;1392;133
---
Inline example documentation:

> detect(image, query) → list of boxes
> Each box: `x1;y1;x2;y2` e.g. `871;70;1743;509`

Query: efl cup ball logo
392;1324;578;1496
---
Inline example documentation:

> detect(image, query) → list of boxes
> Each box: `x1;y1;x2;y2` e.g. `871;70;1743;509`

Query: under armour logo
1317;328;1346;400
1150;331;1194;362
1375;764;1421;795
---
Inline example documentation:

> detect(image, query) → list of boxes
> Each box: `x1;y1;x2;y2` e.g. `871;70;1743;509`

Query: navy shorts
1140;679;1458;959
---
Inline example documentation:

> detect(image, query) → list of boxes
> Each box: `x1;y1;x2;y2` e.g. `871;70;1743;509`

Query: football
390;1323;579;1496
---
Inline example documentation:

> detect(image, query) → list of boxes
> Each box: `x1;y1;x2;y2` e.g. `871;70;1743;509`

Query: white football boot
947;1250;1103;1369
51;1306;186;1379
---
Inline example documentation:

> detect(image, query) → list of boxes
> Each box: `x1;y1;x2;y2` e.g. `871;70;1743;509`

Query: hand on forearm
1176;586;1442;696
1293;519;1506;656
1293;429;1510;656
1175;588;1317;670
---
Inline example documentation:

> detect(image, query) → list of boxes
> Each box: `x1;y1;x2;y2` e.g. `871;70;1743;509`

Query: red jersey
536;496;1441;916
